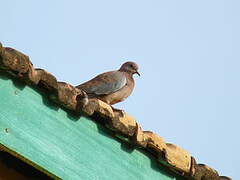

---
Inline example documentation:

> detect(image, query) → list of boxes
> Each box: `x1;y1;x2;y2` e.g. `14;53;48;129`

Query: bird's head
119;61;140;76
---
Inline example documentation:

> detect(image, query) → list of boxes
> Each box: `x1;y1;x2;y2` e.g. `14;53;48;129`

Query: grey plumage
79;71;127;97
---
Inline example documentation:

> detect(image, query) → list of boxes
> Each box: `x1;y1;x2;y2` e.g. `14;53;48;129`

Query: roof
0;42;232;180
1;72;184;179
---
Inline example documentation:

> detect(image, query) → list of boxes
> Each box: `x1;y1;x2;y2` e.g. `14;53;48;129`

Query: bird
76;61;140;106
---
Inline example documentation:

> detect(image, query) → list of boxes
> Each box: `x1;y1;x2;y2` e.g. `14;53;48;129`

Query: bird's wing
76;71;127;95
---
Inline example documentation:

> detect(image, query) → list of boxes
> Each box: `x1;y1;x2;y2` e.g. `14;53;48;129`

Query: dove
76;62;140;105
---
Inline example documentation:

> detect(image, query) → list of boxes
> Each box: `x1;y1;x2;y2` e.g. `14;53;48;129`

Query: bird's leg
111;106;125;117
76;91;89;109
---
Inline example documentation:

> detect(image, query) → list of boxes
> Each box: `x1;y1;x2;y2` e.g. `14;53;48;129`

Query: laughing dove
76;62;140;105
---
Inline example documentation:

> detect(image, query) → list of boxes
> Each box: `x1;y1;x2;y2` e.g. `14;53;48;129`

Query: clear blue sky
2;1;239;179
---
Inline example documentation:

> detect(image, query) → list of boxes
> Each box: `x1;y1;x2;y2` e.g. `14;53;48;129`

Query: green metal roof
0;72;184;180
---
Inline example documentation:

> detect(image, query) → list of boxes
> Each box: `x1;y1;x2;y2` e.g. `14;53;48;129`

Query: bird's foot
76;90;89;108
111;107;125;117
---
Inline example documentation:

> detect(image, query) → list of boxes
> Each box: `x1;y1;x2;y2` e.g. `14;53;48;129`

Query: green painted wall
0;72;185;180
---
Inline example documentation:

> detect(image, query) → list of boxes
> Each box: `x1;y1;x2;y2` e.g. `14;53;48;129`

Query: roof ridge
0;42;232;180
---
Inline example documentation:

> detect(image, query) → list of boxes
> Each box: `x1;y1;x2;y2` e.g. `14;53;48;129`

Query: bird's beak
135;71;140;76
